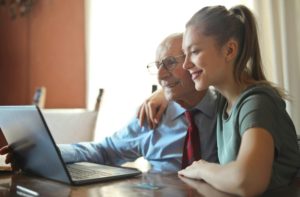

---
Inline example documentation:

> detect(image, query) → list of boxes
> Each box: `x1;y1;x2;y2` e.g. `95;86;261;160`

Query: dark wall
0;0;86;108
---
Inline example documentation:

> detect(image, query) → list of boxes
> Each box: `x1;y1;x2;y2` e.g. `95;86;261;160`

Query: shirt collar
166;101;185;121
193;88;218;118
167;88;218;120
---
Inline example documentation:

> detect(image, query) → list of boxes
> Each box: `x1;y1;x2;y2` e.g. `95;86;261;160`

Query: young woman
139;5;300;196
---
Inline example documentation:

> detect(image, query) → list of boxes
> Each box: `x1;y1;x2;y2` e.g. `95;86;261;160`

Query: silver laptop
0;105;141;185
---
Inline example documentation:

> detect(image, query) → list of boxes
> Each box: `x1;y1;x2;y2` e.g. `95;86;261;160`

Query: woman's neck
216;80;250;115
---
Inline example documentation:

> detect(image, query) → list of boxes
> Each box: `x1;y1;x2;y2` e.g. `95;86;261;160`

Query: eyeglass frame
146;54;186;74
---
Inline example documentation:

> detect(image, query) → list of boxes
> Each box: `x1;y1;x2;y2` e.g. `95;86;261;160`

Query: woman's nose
182;56;193;70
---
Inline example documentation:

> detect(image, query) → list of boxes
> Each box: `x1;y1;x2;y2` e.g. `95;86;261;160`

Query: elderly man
1;33;218;172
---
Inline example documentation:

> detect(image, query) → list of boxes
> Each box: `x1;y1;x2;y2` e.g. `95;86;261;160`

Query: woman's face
182;26;228;91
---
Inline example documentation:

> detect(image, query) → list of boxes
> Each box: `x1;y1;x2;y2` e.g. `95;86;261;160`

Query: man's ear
224;39;238;62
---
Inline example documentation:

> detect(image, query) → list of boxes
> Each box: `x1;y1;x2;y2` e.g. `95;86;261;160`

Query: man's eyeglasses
147;54;185;74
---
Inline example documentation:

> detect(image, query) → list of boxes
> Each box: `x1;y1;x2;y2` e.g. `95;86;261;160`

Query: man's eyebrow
161;56;174;60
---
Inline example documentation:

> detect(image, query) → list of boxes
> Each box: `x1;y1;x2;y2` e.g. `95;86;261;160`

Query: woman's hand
137;89;168;129
179;176;232;197
178;128;274;196
178;160;208;180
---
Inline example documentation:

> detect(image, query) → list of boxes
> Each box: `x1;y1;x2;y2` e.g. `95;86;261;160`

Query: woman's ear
224;39;238;62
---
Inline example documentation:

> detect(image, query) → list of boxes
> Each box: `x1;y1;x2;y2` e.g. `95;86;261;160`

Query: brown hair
186;5;286;97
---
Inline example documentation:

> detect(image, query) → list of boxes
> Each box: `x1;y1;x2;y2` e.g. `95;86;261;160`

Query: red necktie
181;111;201;169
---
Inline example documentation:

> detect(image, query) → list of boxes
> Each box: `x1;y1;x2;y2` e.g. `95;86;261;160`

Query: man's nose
158;64;171;79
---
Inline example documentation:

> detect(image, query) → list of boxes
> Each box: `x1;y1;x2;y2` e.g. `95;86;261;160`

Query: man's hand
0;145;19;171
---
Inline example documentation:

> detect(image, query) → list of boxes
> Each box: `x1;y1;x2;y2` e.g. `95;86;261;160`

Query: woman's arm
179;127;274;196
179;176;233;197
137;88;168;128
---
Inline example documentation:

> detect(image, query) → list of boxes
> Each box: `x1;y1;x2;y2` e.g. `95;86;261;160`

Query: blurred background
0;0;299;141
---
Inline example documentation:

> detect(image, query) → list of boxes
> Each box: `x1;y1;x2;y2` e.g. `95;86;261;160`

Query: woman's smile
190;69;203;81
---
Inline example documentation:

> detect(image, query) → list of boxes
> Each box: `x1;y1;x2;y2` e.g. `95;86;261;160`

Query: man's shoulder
164;101;185;120
207;88;222;102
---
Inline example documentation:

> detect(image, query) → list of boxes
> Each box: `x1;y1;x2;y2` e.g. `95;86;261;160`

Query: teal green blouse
217;84;300;189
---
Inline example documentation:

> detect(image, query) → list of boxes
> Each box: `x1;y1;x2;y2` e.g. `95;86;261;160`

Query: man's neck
175;90;207;110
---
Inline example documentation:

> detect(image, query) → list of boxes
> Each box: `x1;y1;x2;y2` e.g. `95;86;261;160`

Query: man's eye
163;58;177;65
191;49;200;54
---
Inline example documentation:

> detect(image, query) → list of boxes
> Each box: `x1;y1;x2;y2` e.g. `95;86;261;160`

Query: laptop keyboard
67;165;112;180
66;162;132;181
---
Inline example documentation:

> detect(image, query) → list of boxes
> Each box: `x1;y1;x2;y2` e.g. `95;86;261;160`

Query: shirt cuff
57;144;78;163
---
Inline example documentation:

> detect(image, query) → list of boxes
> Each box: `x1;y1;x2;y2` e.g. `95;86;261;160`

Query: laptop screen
0;106;71;184
0;105;141;185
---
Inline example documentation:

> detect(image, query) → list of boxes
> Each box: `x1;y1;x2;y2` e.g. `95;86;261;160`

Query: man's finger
5;153;13;164
0;145;9;155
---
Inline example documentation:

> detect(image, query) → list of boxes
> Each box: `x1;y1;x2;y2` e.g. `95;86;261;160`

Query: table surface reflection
0;172;300;196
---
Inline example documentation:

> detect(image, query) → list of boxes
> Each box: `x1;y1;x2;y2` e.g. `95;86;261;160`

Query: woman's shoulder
235;84;286;115
243;83;280;97
240;84;282;103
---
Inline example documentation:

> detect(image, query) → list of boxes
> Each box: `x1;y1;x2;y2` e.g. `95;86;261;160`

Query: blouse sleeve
238;94;282;150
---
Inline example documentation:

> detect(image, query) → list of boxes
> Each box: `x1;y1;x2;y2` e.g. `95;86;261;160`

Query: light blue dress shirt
59;89;219;172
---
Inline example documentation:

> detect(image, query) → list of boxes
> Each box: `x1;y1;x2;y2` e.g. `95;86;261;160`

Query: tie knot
184;110;196;126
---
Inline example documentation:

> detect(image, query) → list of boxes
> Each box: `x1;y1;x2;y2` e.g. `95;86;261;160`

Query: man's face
157;38;197;102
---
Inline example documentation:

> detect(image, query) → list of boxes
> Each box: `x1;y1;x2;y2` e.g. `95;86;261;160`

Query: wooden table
0;172;299;196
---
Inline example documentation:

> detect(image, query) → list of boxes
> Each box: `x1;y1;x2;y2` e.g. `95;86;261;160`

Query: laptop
0;105;141;185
